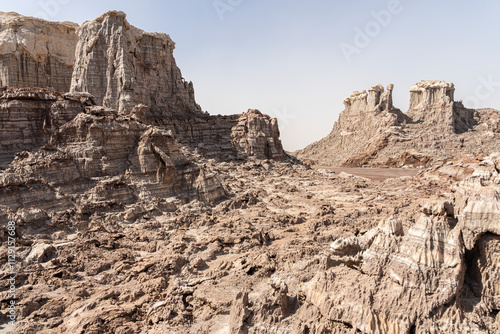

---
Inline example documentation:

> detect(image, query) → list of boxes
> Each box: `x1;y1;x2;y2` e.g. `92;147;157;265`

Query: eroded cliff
295;80;500;167
70;11;200;114
0;12;78;92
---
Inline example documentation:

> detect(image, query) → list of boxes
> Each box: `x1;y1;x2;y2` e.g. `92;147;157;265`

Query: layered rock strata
295;81;500;167
0;11;285;169
301;154;500;333
295;84;408;166
70;11;200;114
407;80;476;134
0;90;284;213
0;87;89;168
5;150;499;333
0;12;78;91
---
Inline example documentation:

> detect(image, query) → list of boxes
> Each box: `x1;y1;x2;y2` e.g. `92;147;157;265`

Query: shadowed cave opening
462;236;484;313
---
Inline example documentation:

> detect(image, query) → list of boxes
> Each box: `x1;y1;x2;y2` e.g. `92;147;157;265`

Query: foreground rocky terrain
0;10;499;334
2;152;500;333
295;81;500;167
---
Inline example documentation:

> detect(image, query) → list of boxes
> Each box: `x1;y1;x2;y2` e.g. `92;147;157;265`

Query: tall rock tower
70;11;201;114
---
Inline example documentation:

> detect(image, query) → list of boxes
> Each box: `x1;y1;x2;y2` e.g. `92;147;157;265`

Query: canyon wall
0;12;78;92
295;80;500;167
0;11;285;214
70;11;200;114
0;11;285;171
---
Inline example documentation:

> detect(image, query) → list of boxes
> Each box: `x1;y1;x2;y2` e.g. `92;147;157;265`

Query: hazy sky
2;0;500;150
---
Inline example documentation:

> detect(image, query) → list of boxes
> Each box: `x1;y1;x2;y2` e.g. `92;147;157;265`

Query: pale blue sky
2;0;500;150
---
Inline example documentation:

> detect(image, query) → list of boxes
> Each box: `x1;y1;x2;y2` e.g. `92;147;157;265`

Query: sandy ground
315;167;420;181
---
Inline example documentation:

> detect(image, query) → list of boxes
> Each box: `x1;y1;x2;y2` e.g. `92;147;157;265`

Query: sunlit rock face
70;11;201;114
302;154;500;333
408;80;455;111
295;81;500;167
0;11;78;91
0;87;87;168
407;80;476;134
295;83;408;166
455;152;500;249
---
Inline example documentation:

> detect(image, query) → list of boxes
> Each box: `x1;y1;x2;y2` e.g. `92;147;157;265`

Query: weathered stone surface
407;80;477;134
295;83;408;166
454;152;500;249
4;10;500;334
0;106;228;212
408;80;454;111
321;213;463;333
0;11;78;91
70;11;200;114
295;81;500;167
231;109;284;160
0;87;86;168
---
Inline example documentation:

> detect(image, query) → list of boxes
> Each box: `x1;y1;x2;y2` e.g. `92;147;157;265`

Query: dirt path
315;167;420;181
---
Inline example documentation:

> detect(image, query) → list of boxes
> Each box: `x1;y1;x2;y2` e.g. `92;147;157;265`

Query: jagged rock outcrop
231;109;284;160
0;12;78;91
299;154;500;333
0;99;227;212
454;152;500;249
0;11;285;171
407;80;477;134
7;9;499;334
0;87;88;168
295;81;500;167
294;83;408;166
408;80;455;111
70;11;200;114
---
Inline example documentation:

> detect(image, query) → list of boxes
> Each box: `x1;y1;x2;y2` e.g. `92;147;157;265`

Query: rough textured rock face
408;80;455;111
0;12;78;92
0;87;88;168
231;109;284;160
0;11;285;170
4;10;500;334
455;152;500;249
298;154;500;333
295;81;500;167
5;148;499;333
0;100;227;213
407;80;477;134
70;11;200;114
294;83;408;166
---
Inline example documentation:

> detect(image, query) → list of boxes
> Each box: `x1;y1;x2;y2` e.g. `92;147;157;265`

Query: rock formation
294;83;409;166
70;11;200;114
0;12;78;92
408;80;455;111
0;11;285;170
407;80;477;134
295;80;500;167
1;10;500;334
299;153;500;333
4;145;499;333
0;10;285;223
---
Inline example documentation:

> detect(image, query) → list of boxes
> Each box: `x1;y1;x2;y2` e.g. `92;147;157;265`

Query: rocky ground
1;10;500;334
1;153;499;333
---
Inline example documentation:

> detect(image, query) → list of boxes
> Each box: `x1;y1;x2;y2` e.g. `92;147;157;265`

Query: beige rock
231;109;284;160
70;11;200;114
295;83;406;167
409;80;454;111
295;82;500;167
24;243;55;264
0;12;78;91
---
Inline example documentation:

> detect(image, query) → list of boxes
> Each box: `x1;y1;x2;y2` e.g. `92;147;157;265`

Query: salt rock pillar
70;11;201;114
409;80;455;111
407;80;475;133
0;12;78;91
